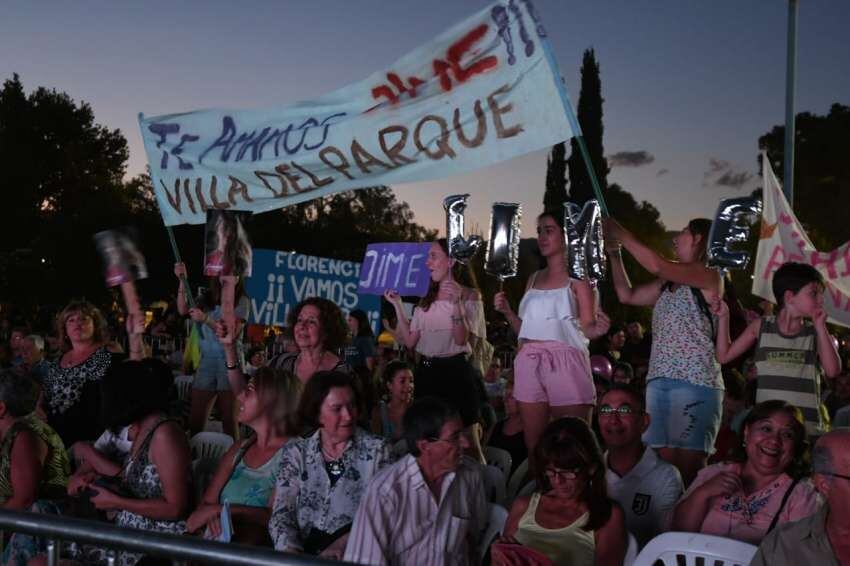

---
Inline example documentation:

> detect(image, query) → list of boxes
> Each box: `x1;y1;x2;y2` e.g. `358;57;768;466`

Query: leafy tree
0;74;138;306
566;49;610;207
543;142;568;212
0;74;436;309
758;103;850;250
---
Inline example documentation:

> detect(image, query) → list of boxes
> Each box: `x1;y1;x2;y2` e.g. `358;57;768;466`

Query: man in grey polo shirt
599;384;683;548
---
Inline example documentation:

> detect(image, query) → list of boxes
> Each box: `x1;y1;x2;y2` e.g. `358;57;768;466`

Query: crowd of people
0;210;848;565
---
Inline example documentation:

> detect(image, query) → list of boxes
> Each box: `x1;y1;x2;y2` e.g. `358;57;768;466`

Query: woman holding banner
493;211;610;460
384;239;489;456
175;263;249;440
603;218;723;486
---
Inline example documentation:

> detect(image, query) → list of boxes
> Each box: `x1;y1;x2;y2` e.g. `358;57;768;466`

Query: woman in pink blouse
384;239;487;431
671;400;820;545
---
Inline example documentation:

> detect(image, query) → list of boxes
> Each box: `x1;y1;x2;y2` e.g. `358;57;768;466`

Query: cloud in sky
608;150;655;167
716;170;754;189
656;168;669;177
703;158;754;189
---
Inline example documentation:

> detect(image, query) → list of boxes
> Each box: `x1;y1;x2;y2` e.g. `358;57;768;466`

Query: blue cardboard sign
245;249;381;333
358;242;432;297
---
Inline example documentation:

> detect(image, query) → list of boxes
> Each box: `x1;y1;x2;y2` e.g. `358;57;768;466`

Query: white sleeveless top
517;275;588;350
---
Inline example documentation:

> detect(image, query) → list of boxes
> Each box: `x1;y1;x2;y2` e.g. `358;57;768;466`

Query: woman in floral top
672;401;819;544
269;371;391;560
604;218;723;486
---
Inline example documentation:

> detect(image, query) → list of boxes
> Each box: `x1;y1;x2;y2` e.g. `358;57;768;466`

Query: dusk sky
3;1;848;238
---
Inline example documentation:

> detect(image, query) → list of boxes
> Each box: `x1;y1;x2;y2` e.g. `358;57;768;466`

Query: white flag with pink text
752;154;850;328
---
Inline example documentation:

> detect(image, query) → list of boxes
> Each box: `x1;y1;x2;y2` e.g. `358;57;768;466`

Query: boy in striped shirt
713;262;841;435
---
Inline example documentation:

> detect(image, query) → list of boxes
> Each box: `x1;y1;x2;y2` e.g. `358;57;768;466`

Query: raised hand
493;291;512;315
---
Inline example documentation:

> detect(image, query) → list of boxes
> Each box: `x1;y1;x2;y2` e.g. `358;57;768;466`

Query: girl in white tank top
494;211;611;457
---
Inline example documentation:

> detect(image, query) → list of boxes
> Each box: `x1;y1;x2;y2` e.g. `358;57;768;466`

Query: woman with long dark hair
494;211;610;458
383;239;487;432
604;217;723;486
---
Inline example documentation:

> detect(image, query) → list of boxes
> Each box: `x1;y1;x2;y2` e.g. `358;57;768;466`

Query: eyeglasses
428;430;466;446
544;467;581;481
598;404;642;417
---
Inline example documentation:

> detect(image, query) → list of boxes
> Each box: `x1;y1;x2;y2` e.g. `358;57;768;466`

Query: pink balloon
590;355;613;380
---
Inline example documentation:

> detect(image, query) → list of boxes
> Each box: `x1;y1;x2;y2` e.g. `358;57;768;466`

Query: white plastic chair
484;446;513;482
189;431;234;461
632;532;758;566
174;374;193;402
624;532;638;566
481;464;507;503
477;503;509;565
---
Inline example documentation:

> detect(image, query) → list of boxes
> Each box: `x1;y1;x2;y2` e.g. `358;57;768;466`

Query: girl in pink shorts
494;210;610;456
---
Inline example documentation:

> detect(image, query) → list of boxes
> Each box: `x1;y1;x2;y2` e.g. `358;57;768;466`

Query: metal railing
0;509;340;566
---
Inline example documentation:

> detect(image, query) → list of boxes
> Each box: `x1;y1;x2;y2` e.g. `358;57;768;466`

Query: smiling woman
671;400;820;545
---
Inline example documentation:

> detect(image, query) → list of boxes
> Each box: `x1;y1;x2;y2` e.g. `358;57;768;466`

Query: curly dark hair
532;417;613;532
100;359;173;433
286;297;349;352
297;371;362;432
730;400;811;479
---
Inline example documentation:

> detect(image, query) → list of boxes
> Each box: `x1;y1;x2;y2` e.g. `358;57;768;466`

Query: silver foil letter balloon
485;202;522;280
443;194;483;264
707;197;762;271
563;199;605;283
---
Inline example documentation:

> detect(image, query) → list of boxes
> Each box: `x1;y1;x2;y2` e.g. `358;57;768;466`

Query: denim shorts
194;355;230;392
643;377;723;454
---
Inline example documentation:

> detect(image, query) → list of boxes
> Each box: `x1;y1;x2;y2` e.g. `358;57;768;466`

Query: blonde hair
55;300;107;351
252;367;303;436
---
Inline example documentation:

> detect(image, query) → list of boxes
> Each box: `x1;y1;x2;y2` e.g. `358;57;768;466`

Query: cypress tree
543;142;568;212
567;48;610;207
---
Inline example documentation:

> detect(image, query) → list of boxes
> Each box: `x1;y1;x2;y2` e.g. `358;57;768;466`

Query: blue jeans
643;377;723;453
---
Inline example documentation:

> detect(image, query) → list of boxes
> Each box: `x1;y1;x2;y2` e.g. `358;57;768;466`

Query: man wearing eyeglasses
751;429;850;566
344;397;488;565
598;385;683;548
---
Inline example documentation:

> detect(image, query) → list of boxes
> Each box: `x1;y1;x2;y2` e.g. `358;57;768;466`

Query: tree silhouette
0;74;436;309
543;142;568;212
566;49;610;207
758;103;850;250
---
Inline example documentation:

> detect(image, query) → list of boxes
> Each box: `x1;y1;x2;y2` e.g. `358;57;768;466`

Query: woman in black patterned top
41;301;125;446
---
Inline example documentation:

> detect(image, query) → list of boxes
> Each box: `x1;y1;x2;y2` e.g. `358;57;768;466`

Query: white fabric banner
752;155;850;328
139;0;577;225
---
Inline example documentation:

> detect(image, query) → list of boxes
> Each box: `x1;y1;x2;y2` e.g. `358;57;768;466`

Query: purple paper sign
358;243;432;296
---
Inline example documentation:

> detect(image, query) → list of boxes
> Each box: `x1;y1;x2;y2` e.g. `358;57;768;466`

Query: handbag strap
767;477;801;534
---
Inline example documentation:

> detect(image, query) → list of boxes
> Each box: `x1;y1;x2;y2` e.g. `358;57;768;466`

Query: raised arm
383;290;420;350
607;245;665;306
175;263;189;316
712;298;760;364
813;309;842;378
605;219;720;293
